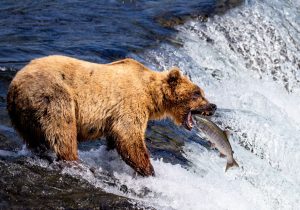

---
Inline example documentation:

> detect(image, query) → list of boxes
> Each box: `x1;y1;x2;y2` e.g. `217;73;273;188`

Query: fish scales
192;115;239;172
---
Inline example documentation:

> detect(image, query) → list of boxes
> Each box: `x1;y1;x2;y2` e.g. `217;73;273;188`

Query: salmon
192;115;239;171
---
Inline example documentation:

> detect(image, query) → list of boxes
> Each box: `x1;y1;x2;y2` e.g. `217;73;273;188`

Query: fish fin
223;130;230;139
219;153;226;158
225;158;239;172
233;158;239;167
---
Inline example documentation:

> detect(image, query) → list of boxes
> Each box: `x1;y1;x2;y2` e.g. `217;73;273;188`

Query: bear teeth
187;111;194;129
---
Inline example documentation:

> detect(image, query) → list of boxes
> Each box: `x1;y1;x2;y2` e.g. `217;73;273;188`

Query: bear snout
209;103;217;112
191;103;217;116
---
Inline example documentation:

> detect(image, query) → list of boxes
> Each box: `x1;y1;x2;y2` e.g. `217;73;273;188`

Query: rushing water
0;0;299;209
130;1;300;209
132;1;299;209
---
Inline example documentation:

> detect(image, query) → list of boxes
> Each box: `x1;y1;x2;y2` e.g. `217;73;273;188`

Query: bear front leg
113;131;155;177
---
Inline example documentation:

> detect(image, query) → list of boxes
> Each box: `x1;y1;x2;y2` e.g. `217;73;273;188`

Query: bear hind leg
38;93;78;161
42;109;78;161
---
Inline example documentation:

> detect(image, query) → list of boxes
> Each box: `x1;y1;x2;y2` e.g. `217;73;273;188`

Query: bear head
163;67;217;130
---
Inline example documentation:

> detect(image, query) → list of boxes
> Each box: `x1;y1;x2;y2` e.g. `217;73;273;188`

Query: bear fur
7;55;216;176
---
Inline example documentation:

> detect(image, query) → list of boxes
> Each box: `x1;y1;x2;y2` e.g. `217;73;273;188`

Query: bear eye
192;91;202;100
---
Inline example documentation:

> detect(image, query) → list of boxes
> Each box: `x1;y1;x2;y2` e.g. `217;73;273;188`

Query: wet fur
7;55;212;176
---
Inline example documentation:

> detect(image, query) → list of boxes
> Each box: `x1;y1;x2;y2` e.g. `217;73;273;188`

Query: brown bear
7;55;216;176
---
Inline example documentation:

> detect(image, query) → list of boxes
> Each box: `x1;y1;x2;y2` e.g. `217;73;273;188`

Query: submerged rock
146;120;208;166
0;159;152;209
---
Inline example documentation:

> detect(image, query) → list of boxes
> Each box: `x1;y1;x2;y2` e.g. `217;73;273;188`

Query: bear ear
167;67;181;86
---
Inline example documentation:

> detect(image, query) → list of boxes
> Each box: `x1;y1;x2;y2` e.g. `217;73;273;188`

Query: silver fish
192;115;239;172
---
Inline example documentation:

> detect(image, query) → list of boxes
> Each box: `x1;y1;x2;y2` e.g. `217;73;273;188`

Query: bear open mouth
184;111;194;130
183;104;217;130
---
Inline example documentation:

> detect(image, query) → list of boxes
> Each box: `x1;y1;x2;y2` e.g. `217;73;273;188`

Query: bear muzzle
184;103;217;130
191;103;217;116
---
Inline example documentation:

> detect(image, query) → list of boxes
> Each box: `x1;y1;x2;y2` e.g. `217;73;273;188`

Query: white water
123;0;299;209
24;0;300;209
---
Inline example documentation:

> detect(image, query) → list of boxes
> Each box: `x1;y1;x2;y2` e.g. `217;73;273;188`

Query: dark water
0;0;243;209
0;0;225;68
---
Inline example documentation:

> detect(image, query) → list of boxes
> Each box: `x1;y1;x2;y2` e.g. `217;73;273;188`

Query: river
0;0;299;209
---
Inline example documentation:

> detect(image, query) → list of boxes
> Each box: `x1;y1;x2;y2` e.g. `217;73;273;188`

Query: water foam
74;140;296;210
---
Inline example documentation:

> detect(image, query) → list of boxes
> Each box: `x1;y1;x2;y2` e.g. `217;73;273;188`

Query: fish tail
225;158;239;172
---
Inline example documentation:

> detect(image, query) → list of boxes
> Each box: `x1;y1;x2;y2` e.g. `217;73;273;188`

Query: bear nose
210;103;217;111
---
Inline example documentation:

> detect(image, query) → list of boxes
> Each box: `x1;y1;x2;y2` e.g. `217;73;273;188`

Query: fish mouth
184;111;194;130
190;103;217;116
